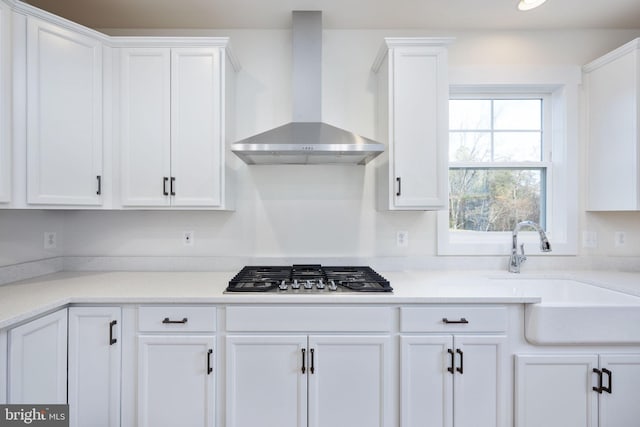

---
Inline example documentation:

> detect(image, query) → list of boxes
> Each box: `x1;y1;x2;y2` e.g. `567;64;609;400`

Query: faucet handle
519;243;527;261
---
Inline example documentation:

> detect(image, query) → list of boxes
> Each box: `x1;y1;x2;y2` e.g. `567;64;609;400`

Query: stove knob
328;280;338;291
304;280;313;290
316;279;325;290
278;280;288;291
291;279;300;289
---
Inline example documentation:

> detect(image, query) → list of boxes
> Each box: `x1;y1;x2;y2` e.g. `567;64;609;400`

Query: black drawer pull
109;320;117;345
163;177;169;196
162;317;188;324
170;177;176;196
310;348;315;374
396;177;402;197
301;348;306;374
96;175;102;195
207;349;213;375
456;349;464;374
447;348;455;374
593;368;603;393
602;368;612;394
442;317;469;324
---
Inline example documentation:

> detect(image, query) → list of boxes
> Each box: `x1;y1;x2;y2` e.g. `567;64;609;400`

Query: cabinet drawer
226;306;392;332
400;306;507;333
138;306;216;332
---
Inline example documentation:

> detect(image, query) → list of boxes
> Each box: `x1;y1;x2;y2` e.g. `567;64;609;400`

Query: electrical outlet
582;231;597;249
183;231;194;246
44;232;57;249
396;231;409;248
614;231;626;248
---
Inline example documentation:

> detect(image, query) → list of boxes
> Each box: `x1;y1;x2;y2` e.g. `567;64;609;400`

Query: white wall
0;210;65;266
4;28;640;266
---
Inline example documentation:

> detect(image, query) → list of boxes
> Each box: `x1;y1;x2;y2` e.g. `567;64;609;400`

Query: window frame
437;69;579;256
448;93;552;233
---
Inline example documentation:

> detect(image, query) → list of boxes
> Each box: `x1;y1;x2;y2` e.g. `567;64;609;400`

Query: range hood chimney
231;11;385;165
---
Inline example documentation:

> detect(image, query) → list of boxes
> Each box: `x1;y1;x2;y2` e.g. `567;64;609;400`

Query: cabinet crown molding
372;37;455;72
583;37;639;73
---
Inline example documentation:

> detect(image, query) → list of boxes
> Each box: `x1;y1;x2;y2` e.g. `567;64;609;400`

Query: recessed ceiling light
517;0;548;11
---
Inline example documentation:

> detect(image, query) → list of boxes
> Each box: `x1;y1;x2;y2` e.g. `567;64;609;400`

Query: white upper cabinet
0;1;10;203
119;43;235;209
585;38;640;211
373;38;452;211
26;16;103;205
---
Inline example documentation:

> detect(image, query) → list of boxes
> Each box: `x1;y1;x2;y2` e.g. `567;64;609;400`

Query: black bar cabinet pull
602;368;612;394
109;320;117;345
396;177;402;197
96;175;102;195
447;348;455;374
442;318;469;324
301;348;306;374
207;349;213;375
163;177;169;196
593;368;603;393
456;349;464;374
170;177;176;196
310;348;315;374
162;317;188;324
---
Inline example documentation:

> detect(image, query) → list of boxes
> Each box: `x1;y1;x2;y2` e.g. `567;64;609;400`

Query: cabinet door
138;335;215;427
400;335;453;427
453;335;506;427
26;17;103;205
8;308;68;403
308;335;391;427
68;307;121;427
171;48;223;207
515;354;598;427
226;335;307;427
599;354;640;427
390;45;448;210
0;329;6;404
586;41;640;211
120;48;171;206
0;0;10;203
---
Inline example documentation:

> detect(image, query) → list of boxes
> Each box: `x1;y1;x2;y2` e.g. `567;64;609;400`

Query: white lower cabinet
68;307;121;427
515;354;640;427
226;334;391;427
401;334;506;427
8;308;68;404
136;305;216;427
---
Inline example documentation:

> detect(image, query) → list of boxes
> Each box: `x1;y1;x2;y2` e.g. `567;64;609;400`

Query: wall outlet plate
396;231;409;248
183;231;194;246
44;232;57;249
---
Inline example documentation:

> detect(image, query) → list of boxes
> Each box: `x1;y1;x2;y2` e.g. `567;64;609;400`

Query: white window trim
437;66;580;256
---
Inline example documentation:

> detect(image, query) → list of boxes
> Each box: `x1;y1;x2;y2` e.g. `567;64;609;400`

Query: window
448;96;550;232
437;79;578;256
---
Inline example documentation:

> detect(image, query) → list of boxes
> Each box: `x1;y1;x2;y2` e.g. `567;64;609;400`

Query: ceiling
23;0;640;31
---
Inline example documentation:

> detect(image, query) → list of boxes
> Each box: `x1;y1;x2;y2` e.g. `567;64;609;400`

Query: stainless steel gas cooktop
226;264;392;293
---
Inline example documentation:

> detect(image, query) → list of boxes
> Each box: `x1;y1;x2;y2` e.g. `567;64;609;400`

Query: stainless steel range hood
232;11;385;165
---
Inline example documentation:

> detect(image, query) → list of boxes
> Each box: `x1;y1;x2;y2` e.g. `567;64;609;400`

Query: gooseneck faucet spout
509;220;552;273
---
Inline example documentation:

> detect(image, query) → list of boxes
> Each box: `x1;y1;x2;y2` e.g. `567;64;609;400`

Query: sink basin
495;278;640;344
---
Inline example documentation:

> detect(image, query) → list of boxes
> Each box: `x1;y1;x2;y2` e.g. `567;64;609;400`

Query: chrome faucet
509;221;552;273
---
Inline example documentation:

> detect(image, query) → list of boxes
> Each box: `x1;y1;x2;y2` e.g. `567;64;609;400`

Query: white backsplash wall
4;28;640;267
0;210;65;267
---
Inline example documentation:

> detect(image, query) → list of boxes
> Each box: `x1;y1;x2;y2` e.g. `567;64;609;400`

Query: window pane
493;132;542;161
493;99;541;130
449;132;492;162
449;100;491;130
449;168;543;232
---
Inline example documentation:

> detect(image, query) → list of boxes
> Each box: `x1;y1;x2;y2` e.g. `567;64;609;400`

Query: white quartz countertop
1;270;640;329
